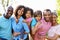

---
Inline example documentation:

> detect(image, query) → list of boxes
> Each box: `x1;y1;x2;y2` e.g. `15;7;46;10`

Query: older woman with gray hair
48;11;60;40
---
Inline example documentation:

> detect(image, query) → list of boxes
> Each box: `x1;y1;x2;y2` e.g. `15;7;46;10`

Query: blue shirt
12;17;29;40
31;18;37;28
0;16;12;40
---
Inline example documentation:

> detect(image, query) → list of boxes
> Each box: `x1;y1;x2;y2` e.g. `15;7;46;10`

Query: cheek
52;18;56;21
26;14;31;17
7;14;12;17
17;11;20;14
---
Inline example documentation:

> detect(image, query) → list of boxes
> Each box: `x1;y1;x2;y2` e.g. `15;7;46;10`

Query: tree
57;0;60;16
57;0;60;23
1;0;10;11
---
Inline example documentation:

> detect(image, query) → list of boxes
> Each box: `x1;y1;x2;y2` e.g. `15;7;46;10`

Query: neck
4;14;9;19
17;15;21;19
52;22;58;26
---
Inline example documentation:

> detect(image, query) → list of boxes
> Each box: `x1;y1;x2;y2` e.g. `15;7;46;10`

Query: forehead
43;11;51;15
7;8;13;11
20;8;24;10
27;11;31;13
52;14;57;17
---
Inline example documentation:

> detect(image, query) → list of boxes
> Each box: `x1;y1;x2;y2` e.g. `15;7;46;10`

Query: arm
23;20;27;23
23;20;31;26
11;18;21;37
22;22;30;34
13;32;21;37
32;22;41;34
14;16;19;23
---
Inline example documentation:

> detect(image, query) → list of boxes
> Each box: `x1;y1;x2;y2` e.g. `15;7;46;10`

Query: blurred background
0;0;60;23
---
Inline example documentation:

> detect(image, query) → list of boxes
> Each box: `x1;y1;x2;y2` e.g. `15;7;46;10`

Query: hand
15;19;19;23
13;32;20;37
23;20;27;23
36;22;41;26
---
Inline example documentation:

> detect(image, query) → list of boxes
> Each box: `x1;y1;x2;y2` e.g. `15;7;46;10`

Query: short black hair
34;10;42;18
43;9;51;13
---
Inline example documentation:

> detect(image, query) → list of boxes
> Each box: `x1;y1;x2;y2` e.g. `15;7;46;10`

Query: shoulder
19;16;24;22
48;27;54;34
56;24;60;30
0;16;4;21
10;17;15;21
31;18;37;26
57;24;60;27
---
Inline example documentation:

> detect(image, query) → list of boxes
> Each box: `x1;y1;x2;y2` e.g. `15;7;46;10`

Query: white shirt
48;25;60;40
48;24;60;40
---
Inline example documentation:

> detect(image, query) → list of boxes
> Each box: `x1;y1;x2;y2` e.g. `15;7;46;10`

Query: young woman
48;12;60;40
12;5;29;40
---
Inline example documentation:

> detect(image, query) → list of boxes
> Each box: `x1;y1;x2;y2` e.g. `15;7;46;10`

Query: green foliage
1;0;10;11
57;0;60;24
57;16;60;24
57;10;60;16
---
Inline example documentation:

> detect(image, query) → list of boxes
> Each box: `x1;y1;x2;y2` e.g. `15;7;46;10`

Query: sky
0;0;56;14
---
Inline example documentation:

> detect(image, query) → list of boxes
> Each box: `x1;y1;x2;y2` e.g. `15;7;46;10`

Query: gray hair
51;10;58;17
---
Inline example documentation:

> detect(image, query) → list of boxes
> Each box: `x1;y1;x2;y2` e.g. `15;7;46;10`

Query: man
0;6;13;40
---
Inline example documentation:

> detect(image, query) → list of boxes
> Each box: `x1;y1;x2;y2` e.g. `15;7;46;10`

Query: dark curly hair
14;5;25;18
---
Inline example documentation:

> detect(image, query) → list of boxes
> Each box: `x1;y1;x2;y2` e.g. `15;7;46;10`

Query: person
0;6;13;40
48;11;60;40
33;9;51;40
23;7;33;28
12;5;30;40
23;7;33;40
31;10;42;40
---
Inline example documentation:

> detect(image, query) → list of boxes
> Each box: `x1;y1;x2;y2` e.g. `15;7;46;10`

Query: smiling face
34;11;42;21
17;8;24;16
35;15;42;21
25;11;32;18
51;14;57;24
43;11;51;22
6;6;13;18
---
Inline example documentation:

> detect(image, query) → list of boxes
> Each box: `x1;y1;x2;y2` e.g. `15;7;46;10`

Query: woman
12;5;29;40
48;11;60;40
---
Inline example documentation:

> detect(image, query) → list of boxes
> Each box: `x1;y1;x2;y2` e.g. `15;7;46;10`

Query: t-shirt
26;17;32;23
0;16;12;40
48;24;60;40
38;20;51;35
48;25;60;37
31;18;37;28
12;16;29;40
